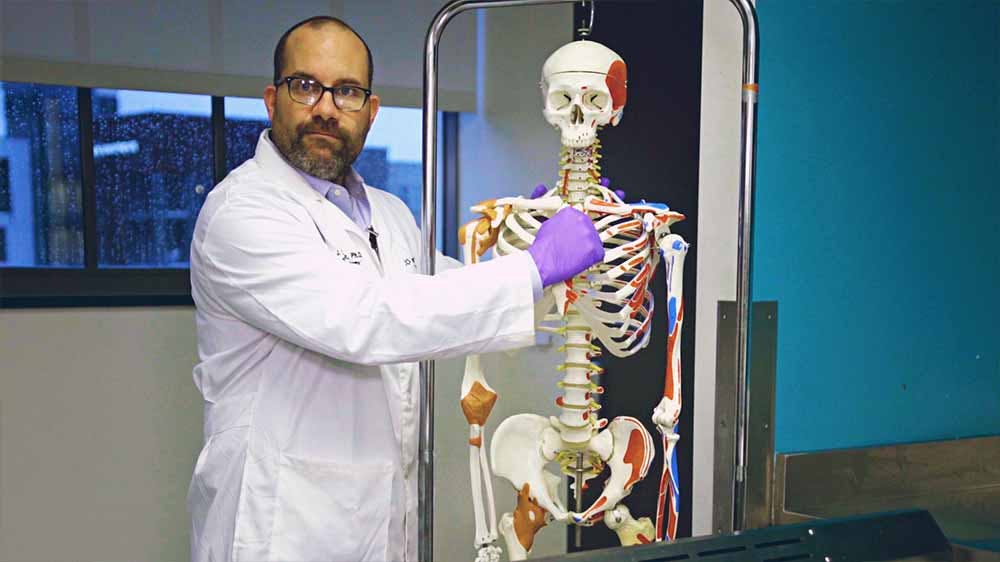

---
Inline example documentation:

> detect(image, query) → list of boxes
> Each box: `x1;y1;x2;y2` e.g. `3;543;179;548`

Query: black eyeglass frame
274;76;373;111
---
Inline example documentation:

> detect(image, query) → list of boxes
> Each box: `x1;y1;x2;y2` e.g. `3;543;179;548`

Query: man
187;16;603;562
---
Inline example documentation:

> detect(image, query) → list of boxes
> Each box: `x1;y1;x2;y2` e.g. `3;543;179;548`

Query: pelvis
491;413;654;529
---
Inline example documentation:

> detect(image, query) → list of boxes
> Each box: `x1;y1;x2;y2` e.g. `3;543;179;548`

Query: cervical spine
557;140;603;204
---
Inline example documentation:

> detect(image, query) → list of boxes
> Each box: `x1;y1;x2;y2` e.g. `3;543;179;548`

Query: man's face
264;25;380;183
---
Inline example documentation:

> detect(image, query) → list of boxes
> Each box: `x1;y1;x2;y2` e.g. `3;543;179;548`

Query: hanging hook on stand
577;0;596;39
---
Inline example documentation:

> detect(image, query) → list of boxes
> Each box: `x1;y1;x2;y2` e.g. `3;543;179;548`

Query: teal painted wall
753;0;1000;453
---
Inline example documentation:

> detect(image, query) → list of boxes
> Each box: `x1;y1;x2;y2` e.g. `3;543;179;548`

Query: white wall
0;307;202;562
691;0;750;537
0;0;477;109
457;6;569;223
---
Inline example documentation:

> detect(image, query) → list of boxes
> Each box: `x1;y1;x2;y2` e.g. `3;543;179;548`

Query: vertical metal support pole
421;4;581;561
726;0;760;533
78;87;98;269
420;10;444;562
211;96;227;186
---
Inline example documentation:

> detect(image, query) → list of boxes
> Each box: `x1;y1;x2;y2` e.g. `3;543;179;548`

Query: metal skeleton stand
419;1;760;560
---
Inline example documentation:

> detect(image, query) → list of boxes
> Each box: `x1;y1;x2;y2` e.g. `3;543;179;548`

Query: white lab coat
187;131;538;562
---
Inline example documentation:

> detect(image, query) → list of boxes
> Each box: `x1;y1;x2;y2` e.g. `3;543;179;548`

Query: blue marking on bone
639;202;669;211
672;239;684;251
671;447;681;511
668;296;678;334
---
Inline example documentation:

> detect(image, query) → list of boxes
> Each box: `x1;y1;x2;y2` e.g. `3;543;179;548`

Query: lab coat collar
253;129;389;273
253;129;328;205
254;130;375;236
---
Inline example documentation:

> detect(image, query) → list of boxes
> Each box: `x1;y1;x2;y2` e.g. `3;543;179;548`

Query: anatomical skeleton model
457;39;689;562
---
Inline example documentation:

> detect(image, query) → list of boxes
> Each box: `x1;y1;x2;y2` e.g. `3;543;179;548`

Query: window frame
0;84;456;308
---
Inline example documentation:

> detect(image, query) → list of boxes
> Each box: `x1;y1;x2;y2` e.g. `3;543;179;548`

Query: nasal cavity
571;104;583;125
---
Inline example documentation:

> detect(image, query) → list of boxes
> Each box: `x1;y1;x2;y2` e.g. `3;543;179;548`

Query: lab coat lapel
253;130;377;272
255;130;412;469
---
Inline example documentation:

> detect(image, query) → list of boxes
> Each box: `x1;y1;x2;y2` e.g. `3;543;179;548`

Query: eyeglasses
275;76;372;112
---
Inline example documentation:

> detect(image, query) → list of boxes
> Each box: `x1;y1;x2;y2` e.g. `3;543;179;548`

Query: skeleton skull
541;40;627;148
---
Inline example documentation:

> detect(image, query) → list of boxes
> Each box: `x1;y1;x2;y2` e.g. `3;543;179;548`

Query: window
359;107;424;221
0;158;10;212
1;81;454;307
224;96;268;174
0;82;84;267
91;90;213;267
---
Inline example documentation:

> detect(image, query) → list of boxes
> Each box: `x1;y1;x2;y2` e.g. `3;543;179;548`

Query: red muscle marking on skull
637;534;651;544
607;60;627;110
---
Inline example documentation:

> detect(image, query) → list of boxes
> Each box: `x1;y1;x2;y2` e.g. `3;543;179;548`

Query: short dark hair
272;16;374;87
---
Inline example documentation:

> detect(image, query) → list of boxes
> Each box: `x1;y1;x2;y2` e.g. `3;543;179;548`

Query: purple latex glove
527;207;605;287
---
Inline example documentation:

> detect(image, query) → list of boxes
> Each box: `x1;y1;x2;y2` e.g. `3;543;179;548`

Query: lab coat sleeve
196;193;537;366
436;252;463;272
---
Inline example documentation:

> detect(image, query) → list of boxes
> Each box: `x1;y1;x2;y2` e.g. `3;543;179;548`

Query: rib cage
493;187;663;358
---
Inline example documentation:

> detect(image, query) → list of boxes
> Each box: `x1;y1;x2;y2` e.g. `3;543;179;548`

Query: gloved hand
527;207;605;287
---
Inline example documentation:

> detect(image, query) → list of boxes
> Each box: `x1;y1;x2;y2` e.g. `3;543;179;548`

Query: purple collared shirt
296;166;372;231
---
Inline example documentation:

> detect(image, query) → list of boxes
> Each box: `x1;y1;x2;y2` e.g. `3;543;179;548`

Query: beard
272;116;366;183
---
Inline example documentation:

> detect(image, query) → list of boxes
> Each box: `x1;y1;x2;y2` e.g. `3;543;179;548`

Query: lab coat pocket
270;453;393;562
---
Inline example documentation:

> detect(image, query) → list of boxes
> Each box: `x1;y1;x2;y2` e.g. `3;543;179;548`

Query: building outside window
91;89;213;268
0;82;83;267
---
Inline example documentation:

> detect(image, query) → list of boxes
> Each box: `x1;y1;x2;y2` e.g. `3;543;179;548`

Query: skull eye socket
548;90;572;111
584;91;609;110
